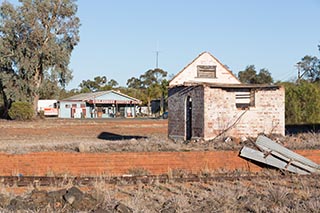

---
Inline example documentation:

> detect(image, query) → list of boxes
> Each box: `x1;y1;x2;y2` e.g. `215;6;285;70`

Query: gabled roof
61;90;142;104
169;51;240;87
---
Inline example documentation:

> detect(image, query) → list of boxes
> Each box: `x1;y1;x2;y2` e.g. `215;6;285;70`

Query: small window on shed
197;65;217;78
235;89;255;109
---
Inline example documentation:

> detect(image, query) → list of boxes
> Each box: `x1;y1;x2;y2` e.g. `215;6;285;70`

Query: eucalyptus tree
79;76;107;93
296;44;320;83
297;55;320;82
106;79;119;88
238;65;273;84
0;0;80;116
79;76;119;92
127;68;168;113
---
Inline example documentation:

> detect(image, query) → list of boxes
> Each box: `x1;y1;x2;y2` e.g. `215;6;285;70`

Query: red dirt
0;118;320;176
0;151;258;176
0;118;167;137
1;150;320;176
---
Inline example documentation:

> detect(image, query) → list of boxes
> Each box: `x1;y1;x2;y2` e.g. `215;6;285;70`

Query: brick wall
0;150;318;176
169;85;285;141
168;86;204;140
204;86;285;140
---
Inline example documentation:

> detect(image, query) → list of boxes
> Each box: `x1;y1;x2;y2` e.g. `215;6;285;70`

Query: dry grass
98;172;320;213
0;170;319;212
1;118;320;154
1;132;320;154
1;119;320;211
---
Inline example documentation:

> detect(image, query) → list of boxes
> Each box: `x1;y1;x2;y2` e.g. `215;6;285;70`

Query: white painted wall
169;52;240;87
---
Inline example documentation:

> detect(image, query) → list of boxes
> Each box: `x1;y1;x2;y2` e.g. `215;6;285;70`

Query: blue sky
5;0;320;89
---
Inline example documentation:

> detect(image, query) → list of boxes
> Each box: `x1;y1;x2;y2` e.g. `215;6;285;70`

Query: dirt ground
0;117;246;154
1;117;320;154
1;118;320;212
0;118;171;154
0;171;319;212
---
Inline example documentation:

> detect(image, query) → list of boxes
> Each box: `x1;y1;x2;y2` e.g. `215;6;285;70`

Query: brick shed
168;52;285;141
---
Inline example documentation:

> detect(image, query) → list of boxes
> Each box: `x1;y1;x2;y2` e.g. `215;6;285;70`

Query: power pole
155;41;164;115
297;62;301;84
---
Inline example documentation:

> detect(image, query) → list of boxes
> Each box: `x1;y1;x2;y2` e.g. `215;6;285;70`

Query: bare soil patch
1;118;320;154
0;118;170;154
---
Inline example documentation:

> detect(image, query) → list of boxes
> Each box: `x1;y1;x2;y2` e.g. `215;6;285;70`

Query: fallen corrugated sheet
239;146;309;175
239;135;320;174
256;135;320;173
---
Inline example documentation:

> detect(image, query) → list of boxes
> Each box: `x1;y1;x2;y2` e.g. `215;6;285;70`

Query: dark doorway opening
186;96;192;140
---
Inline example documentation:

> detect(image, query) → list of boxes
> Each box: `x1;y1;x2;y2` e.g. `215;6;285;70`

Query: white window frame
235;89;255;109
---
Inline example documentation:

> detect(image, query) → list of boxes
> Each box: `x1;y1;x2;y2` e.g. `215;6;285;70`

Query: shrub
8;102;34;120
284;81;320;124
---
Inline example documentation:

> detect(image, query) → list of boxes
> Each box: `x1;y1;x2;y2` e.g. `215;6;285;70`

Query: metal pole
156;51;159;68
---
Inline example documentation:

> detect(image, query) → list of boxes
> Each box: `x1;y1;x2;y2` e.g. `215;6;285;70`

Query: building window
197;65;217;78
235;89;255;109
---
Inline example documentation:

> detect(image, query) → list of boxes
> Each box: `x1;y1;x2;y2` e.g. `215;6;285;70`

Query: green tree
59;88;79;100
79;76;107;92
283;81;320;124
127;68;168;113
127;77;143;89
79;76;119;92
0;71;20;118
238;65;273;84
39;78;61;100
107;79;119;88
0;0;80;116
297;55;320;82
238;65;256;84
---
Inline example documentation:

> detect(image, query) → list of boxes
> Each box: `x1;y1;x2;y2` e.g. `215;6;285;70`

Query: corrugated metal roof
61;90;141;103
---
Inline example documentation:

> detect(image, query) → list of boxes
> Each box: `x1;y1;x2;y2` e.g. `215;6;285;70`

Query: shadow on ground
285;124;320;135
97;132;147;141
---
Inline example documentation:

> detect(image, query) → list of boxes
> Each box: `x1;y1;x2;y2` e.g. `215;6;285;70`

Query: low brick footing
0;150;319;176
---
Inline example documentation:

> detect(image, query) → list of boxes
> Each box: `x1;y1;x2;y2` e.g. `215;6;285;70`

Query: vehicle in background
37;100;58;116
162;111;168;119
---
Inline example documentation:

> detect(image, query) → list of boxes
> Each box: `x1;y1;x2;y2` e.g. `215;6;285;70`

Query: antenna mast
155;41;159;68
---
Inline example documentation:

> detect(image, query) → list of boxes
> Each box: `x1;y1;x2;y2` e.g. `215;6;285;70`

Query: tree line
237;45;320;124
1;0;320;124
